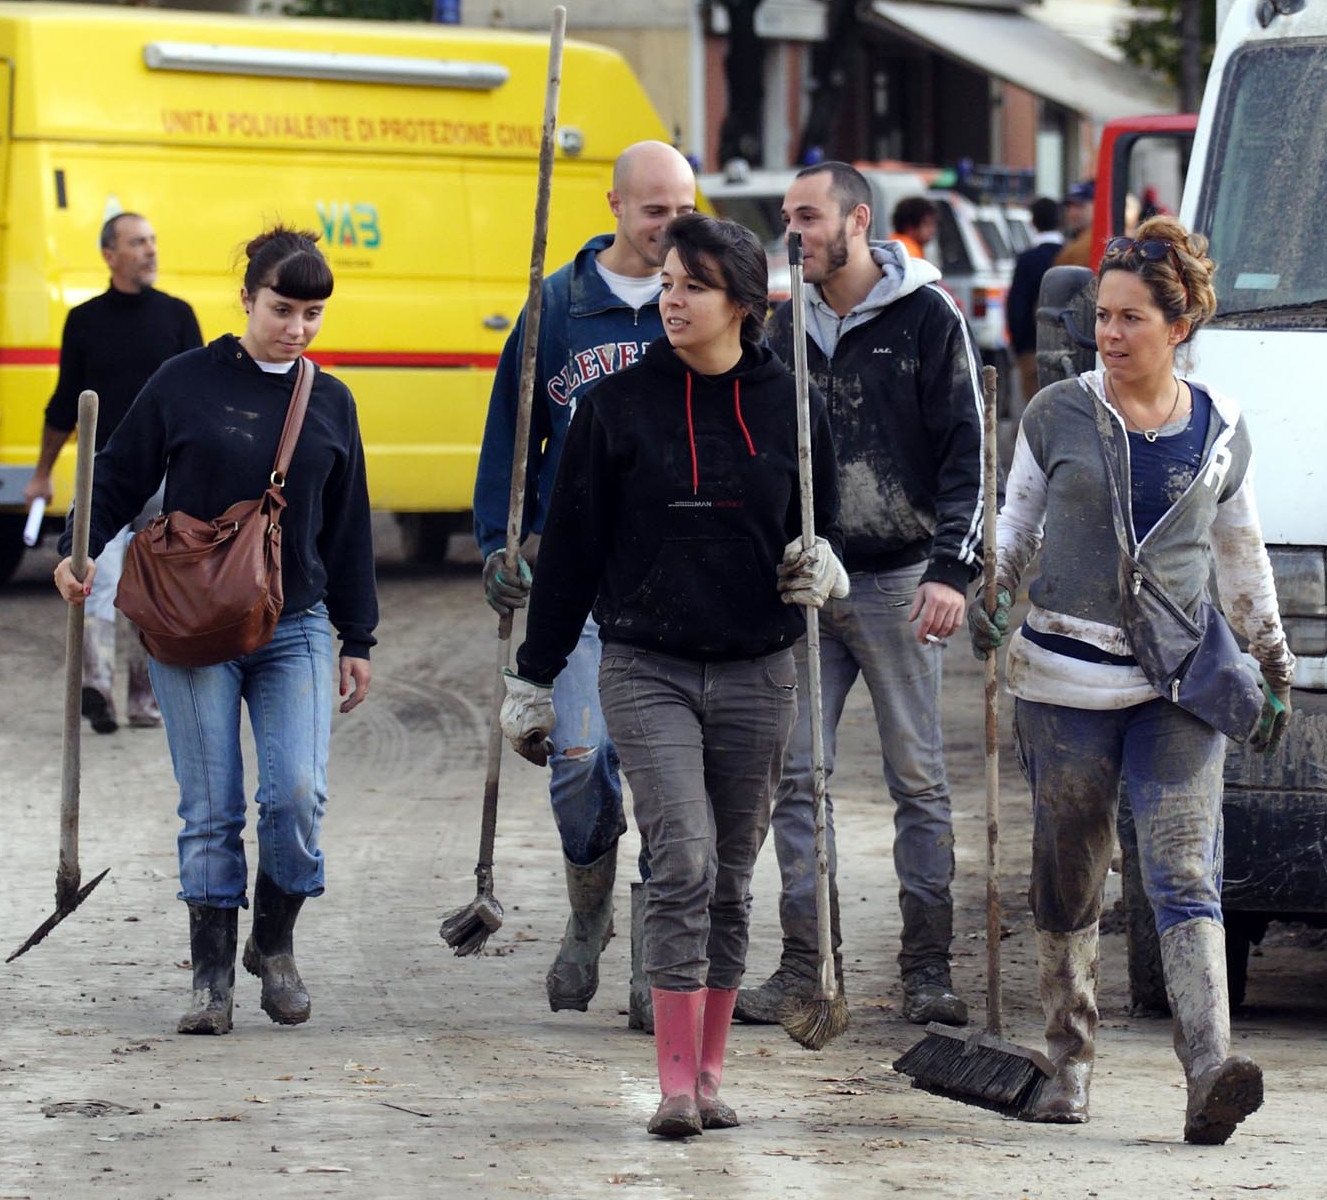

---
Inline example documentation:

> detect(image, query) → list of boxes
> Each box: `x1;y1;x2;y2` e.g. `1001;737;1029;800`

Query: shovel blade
6;867;111;963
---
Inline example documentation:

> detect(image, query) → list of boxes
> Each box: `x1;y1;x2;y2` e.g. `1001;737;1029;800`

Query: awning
868;1;1175;121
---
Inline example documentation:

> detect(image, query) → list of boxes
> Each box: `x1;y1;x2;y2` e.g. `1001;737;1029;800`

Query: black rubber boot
547;848;616;1012
899;892;969;1026
627;881;654;1034
242;871;311;1026
178;904;238;1035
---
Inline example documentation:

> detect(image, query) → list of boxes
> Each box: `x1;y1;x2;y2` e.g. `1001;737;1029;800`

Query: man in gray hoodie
737;162;984;1027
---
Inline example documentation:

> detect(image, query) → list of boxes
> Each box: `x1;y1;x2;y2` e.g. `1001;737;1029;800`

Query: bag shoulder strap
272;357;314;481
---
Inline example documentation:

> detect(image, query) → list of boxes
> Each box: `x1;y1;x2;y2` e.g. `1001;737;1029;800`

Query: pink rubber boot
698;987;740;1129
648;988;703;1137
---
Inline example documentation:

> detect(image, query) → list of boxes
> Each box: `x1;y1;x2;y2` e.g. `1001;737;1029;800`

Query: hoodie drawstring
684;374;757;497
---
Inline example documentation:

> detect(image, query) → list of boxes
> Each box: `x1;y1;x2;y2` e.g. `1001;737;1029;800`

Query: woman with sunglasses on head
500;212;845;1138
968;215;1292;1143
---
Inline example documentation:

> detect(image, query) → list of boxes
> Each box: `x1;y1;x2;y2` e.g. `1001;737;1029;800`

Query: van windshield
1202;39;1327;325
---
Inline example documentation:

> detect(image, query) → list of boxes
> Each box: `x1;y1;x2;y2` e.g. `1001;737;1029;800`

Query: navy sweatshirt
61;335;378;658
516;338;842;684
46;284;203;449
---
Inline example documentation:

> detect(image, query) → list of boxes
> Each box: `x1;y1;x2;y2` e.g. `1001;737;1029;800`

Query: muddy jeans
768;564;955;971
1015;697;1226;935
599;644;796;991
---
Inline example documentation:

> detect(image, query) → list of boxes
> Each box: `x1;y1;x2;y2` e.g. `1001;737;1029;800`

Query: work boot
80;614;118;735
242;871;311;1025
1161;918;1263;1145
648;988;703;1138
698;988;740;1129
733;962;818;1024
899;892;969;1026
126;638;162;728
1021;925;1098;1123
547;848;616;1012
178;904;238;1035
627;882;653;1034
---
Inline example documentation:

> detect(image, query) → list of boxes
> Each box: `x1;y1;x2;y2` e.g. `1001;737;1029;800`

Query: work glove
967;588;1012;660
499;669;556;766
1249;674;1291;756
777;537;850;609
482;549;533;616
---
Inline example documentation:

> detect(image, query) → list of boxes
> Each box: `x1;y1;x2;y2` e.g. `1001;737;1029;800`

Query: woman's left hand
339;656;371;713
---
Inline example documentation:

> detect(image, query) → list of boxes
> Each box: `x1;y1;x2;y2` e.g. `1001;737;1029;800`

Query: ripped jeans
1015;697;1226;936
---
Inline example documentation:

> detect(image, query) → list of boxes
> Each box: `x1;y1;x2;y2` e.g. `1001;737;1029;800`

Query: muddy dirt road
2;522;1325;1200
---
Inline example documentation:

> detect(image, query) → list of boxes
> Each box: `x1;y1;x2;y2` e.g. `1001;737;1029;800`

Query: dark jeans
599;644;797;991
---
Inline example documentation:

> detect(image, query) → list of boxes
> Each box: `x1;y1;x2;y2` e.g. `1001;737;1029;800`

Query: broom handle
788;233;836;1002
980;365;1002;1037
476;6;566;884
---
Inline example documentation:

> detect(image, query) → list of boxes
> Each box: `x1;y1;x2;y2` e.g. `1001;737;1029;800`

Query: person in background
500;213;845;1137
24;212;203;733
970;216;1292;1143
1054;179;1095;268
472;140;696;1032
53;227;377;1038
737;162;983;1030
891;195;939;260
1007;196;1064;406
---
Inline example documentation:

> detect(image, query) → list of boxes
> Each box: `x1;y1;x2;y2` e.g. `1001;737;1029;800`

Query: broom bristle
781;993;851;1050
439;892;504;957
893;1024;1054;1116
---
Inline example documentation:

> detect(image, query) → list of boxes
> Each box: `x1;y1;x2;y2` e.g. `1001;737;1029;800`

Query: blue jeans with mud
599;644;797;991
148;604;334;908
548;617;631;870
1014;697;1226;935
768;564;956;974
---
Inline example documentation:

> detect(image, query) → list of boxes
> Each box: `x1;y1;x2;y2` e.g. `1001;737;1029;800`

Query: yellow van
0;2;671;579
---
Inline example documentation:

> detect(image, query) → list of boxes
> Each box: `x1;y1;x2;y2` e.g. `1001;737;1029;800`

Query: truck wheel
0;515;26;585
1117;785;1170;1016
1225;918;1252;1008
395;513;466;565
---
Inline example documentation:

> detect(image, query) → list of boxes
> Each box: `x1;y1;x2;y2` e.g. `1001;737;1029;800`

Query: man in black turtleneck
23;212;202;733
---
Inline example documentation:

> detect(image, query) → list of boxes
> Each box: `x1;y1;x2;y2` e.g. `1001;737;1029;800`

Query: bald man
472;140;696;1031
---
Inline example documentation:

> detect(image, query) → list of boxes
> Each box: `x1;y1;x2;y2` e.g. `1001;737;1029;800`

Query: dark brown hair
242;226;334;301
661;213;768;345
1098;215;1217;340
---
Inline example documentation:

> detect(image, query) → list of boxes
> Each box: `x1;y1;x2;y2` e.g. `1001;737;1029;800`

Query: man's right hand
482;549;533;616
23;471;53;506
499;669;555;766
967;588;1012;660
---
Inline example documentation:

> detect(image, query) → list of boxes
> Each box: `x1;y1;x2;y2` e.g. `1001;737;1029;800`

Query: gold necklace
1107;374;1182;443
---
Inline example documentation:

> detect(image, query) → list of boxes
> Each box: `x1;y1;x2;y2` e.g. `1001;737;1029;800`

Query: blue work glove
1249;675;1291;755
499;669;556;766
482;549;533;616
777;537;850;608
967;589;1012;661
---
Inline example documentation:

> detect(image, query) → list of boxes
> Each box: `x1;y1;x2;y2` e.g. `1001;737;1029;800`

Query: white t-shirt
596;261;662;311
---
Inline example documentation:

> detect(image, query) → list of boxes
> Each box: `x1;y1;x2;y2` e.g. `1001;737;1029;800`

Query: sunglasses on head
1103;236;1189;303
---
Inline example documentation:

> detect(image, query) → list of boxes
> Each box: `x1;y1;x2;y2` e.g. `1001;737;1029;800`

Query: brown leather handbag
115;358;314;668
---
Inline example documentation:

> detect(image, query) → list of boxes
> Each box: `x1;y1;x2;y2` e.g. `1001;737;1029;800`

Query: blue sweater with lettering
472;234;665;559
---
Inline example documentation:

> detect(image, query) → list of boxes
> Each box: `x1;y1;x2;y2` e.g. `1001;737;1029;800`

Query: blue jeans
599;645;797;991
1014;697;1226;934
549;617;628;869
769;564;954;970
148;604;335;908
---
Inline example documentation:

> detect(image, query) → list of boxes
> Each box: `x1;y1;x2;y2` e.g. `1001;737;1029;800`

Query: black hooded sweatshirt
516;337;842;685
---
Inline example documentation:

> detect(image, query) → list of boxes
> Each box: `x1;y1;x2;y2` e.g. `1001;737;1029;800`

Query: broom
891;364;1054;1113
440;6;566;957
779;232;850;1052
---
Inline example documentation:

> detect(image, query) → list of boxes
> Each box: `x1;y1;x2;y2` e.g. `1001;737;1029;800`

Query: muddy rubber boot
899;892;969;1026
80;614;118;735
126;638;162;728
1161;918;1263;1145
178;904;238;1035
627;882;654;1034
698;988;740;1130
1021;925;1098;1123
242;871;311;1026
733;962;818;1024
546;848;616;1013
648;988;703;1138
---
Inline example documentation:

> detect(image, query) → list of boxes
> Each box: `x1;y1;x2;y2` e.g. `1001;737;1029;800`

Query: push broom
440;6;566;957
891;365;1054;1112
779;232;849;1051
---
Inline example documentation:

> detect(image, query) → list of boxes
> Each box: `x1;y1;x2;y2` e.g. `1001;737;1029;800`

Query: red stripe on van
0;348;499;369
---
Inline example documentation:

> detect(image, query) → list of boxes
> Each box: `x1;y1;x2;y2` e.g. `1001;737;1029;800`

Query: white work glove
777;536;850;609
499;669;556;766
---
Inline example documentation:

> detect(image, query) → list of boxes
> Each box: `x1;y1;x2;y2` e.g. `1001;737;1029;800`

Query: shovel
8;390;111;963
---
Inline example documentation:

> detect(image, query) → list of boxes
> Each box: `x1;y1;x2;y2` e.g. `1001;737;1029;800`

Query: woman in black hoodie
502;213;846;1137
